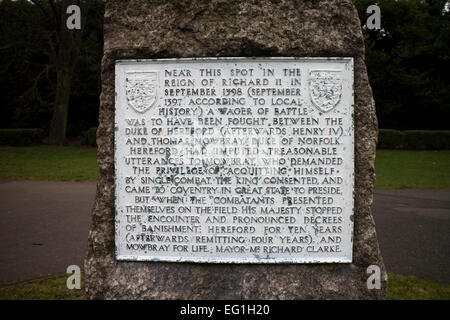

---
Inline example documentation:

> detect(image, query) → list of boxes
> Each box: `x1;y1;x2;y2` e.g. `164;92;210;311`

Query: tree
0;0;53;129
354;0;450;130
29;0;91;145
0;0;103;138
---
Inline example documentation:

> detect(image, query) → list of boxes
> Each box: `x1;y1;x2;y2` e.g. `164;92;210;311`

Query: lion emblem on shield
125;72;157;113
309;70;342;112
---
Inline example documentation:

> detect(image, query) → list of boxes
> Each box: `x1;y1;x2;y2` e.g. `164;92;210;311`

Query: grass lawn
0;274;85;300
388;273;450;300
0;146;98;181
0;272;448;300
1;146;449;189
375;150;450;189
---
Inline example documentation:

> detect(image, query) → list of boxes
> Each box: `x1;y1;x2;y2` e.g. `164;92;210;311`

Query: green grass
0;272;448;300
387;273;450;300
0;146;98;181
375;150;450;189
1;147;449;189
0;274;85;300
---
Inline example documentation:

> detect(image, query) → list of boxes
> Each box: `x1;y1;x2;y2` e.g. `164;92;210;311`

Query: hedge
0;128;44;146
80;127;97;147
378;129;450;150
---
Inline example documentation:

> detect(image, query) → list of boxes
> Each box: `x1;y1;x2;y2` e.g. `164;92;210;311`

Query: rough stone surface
85;0;387;299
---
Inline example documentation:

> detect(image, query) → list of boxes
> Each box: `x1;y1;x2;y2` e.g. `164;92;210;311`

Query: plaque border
114;57;354;264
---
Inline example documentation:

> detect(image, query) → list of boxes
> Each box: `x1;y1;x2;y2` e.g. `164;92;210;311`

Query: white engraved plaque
115;58;354;263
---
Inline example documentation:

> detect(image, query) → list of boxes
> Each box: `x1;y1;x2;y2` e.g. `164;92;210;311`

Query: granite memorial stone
85;0;387;299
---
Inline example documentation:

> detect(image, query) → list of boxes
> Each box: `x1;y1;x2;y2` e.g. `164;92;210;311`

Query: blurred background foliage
354;0;449;130
0;0;104;139
0;0;448;140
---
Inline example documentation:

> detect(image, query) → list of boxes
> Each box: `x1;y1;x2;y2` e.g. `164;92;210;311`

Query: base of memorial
85;258;384;299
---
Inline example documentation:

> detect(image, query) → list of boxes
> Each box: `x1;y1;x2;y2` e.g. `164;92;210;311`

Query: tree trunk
48;63;72;145
46;0;90;145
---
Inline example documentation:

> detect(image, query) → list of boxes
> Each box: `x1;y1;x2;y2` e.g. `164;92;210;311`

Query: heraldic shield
125;72;157;113
309;70;342;113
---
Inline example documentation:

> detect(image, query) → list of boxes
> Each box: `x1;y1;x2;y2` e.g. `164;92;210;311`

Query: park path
0;180;95;286
373;189;450;284
0;180;449;286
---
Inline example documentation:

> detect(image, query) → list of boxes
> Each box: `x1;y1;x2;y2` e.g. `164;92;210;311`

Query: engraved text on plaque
114;58;354;263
